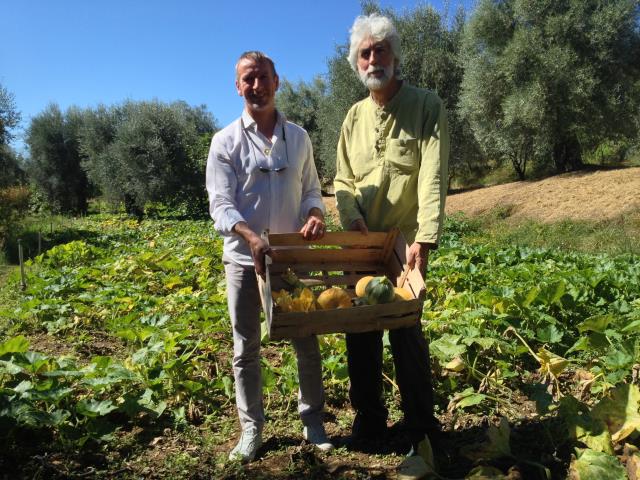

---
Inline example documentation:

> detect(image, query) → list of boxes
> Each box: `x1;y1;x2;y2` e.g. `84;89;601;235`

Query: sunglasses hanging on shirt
246;123;289;173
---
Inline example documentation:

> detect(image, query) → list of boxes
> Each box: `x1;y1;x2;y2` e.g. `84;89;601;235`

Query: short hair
235;51;277;79
347;14;402;73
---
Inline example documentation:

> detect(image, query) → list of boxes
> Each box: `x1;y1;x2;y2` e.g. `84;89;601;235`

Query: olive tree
276;77;328;180
0;84;25;188
26;104;90;214
459;0;640;179
81;100;217;216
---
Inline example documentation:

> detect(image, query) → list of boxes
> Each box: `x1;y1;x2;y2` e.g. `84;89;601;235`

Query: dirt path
323;167;640;223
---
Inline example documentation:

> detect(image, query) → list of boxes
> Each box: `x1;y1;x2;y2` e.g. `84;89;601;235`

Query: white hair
348;13;401;73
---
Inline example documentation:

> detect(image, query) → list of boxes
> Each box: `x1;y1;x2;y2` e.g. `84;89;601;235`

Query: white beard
358;64;395;90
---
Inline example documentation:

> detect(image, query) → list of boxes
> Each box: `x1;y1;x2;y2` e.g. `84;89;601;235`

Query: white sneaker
228;426;262;463
303;423;334;452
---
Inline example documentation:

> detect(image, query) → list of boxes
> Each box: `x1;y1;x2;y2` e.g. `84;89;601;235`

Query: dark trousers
346;322;439;438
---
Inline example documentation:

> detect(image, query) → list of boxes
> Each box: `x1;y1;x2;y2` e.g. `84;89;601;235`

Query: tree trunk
553;135;583;173
124;194;144;220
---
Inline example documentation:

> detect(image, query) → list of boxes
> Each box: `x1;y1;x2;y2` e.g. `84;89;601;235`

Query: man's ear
236;79;243;97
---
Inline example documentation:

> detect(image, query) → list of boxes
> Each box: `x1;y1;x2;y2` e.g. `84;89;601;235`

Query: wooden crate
257;228;426;340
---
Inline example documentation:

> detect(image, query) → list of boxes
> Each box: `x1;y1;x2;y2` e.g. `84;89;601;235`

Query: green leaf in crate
568;448;626;480
0;336;29;356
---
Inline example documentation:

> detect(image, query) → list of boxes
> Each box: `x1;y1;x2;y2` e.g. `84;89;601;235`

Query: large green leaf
461;417;511;461
559;395;613;454
591;384;640;443
578;314;615;334
429;334;467;360
0;336;29;356
568;449;626;480
76;399;118;418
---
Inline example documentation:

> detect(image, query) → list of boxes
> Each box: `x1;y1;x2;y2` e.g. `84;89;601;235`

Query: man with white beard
334;13;450;477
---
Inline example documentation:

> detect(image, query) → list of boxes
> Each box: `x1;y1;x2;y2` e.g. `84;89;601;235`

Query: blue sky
1;0;473;152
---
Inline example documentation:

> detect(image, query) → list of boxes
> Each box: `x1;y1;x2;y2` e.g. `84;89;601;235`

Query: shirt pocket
385;138;419;175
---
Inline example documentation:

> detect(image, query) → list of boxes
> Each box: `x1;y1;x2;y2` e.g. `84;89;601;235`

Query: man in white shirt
206;51;333;463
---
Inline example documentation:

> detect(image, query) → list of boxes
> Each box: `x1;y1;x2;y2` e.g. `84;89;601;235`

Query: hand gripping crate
257;228;426;340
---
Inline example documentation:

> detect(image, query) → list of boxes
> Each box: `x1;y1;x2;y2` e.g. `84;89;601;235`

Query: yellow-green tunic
334;83;449;245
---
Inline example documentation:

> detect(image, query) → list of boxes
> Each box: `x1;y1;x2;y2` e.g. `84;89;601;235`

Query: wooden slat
272;299;422;327
271;248;382;265
268;261;380;273
270;274;383;294
268;231;388;248
381;228;400;265
269;308;422;339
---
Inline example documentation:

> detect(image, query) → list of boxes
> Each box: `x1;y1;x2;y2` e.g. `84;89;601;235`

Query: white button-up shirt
206;110;324;267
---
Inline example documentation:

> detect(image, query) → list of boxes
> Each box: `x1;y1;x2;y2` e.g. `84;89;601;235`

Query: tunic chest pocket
385;138;418;174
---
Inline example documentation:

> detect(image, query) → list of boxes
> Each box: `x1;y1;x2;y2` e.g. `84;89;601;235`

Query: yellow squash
355;275;374;298
394;287;413;301
317;287;352;309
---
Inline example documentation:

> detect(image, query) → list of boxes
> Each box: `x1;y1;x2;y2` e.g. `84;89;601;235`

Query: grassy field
0;211;639;479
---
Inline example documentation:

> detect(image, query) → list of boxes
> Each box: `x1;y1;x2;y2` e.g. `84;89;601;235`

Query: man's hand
233;222;272;277
300;207;325;241
247;234;272;278
349;218;369;235
407;242;433;276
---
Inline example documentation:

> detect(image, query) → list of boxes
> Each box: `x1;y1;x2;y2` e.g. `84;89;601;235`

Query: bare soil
445;167;640;222
323;167;640;223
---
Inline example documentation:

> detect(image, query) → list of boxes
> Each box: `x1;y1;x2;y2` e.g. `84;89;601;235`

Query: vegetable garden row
0;214;638;478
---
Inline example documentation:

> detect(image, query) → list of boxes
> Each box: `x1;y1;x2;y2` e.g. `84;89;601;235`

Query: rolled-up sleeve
299;134;325;220
334;118;364;229
416;98;449;245
205;135;245;235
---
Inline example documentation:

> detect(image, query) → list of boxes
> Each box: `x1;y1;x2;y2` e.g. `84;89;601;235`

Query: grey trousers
224;261;326;431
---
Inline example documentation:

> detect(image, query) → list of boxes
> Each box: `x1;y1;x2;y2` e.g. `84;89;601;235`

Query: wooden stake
18;239;26;291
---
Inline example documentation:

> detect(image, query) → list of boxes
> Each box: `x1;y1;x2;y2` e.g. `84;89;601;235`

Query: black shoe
342;417;388;452
352;414;388;439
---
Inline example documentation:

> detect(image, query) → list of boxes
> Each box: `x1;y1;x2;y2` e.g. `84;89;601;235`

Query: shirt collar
384;81;407;111
241;109;287;133
367;81;407;113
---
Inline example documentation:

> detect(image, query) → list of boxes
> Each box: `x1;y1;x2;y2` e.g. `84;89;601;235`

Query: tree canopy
459;0;640;179
276;77;328;180
81;100;217;216
26;104;89;214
